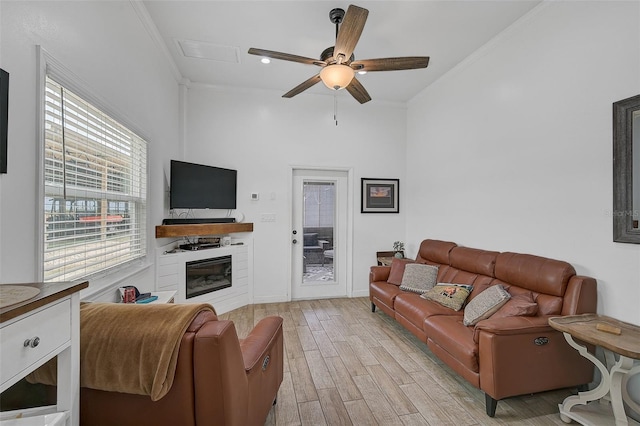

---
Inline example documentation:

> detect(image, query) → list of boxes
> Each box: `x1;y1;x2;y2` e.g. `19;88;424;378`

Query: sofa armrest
240;316;284;372
370;265;391;283
476;315;595;401
240;316;284;425
562;275;597;315
473;316;553;343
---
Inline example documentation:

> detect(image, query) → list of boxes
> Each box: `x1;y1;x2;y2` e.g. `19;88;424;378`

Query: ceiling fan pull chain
334;94;338;126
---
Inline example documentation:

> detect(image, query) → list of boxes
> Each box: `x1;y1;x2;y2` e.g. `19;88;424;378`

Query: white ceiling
143;1;541;104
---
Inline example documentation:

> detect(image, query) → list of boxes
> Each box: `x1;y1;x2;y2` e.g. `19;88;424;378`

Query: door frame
288;165;354;301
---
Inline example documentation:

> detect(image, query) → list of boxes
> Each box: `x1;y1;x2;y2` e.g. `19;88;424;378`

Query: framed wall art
0;68;8;174
361;178;399;213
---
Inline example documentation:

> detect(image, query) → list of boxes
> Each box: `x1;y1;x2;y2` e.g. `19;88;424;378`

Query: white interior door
291;169;348;300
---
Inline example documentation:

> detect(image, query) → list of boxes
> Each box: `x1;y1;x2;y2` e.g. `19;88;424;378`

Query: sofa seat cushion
370;281;403;309
424;315;479;373
394;292;462;331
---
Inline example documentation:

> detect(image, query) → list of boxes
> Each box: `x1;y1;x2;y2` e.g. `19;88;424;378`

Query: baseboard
351;289;370;298
211;296;251;315
252;294;289;304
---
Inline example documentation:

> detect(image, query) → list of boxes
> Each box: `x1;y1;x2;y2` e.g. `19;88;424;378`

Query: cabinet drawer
0;300;71;385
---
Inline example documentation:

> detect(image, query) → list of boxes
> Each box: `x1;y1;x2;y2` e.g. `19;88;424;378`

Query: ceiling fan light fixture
320;64;354;91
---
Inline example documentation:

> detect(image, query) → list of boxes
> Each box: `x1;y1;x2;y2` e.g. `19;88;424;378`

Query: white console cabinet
0;281;88;426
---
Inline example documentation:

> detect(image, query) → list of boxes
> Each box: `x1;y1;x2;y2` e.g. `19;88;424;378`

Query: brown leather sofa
80;308;283;426
370;239;597;417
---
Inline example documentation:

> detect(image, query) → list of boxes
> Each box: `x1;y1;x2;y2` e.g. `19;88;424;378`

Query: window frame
36;46;150;284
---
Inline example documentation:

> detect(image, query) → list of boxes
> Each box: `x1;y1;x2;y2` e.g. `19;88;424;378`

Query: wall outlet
251;192;259;200
261;213;276;222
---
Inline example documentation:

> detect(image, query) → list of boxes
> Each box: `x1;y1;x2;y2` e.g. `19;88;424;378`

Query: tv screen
170;160;237;210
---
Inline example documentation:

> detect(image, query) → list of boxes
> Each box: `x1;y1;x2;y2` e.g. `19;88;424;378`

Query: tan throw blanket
28;302;216;401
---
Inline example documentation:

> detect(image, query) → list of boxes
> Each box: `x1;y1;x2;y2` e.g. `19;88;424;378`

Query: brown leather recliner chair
80;309;284;426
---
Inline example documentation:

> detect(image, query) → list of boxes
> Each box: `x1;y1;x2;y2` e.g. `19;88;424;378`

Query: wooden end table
549;314;640;426
377;257;394;267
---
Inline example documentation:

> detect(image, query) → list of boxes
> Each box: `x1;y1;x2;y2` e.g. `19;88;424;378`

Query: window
42;76;147;282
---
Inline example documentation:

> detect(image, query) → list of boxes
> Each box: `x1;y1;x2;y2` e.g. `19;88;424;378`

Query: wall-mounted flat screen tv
170;160;237;210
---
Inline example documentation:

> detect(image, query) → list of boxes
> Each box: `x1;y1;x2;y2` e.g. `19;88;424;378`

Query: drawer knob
23;337;40;348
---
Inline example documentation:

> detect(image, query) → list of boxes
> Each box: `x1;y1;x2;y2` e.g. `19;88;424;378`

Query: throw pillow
490;292;538;319
463;285;511;326
399;264;438;294
388;258;415;286
420;283;473;311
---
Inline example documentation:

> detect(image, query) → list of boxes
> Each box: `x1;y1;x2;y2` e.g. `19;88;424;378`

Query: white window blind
304;182;335;227
43;76;147;282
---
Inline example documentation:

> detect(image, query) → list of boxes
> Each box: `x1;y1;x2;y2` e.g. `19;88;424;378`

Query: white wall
184;86;407;301
0;1;180;297
3;0;637;316
407;1;640;324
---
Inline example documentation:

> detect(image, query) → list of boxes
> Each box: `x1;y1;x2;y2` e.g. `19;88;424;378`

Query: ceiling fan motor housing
329;8;345;24
321;47;355;64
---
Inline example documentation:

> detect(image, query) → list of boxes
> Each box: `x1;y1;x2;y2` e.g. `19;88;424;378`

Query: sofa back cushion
388;258;415;285
303;233;319;247
495;252;575;297
411;241;578;316
493;252;575;315
439;268;493;288
415;239;457;265
449;246;498;277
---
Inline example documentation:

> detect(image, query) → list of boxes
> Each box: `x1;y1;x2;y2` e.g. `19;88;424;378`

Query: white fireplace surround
156;238;252;314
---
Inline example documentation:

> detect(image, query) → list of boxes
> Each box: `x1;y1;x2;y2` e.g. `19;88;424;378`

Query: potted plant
393;241;405;258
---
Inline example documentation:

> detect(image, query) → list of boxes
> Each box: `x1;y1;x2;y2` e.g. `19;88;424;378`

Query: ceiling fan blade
334;5;368;63
248;48;325;66
282;74;323;98
351;57;430;72
346;77;371;104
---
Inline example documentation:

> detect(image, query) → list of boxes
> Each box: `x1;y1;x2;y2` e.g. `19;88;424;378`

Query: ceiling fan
248;4;429;104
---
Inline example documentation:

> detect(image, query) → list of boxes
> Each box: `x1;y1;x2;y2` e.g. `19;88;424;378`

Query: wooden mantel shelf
155;222;254;238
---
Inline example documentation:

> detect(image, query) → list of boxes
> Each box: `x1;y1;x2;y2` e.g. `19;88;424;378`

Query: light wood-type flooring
219;297;576;426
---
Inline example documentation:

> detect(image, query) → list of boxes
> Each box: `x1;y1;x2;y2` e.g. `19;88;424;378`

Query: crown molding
130;0;183;83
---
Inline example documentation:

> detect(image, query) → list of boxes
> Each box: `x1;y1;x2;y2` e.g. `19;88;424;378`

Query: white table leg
559;333;611;423
610;356;634;426
56;292;80;426
622;366;640;417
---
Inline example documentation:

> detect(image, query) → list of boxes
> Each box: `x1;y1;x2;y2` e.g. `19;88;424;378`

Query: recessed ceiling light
357;70;367;75
261;57;271;64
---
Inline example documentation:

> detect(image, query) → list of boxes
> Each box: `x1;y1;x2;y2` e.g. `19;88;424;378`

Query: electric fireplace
185;255;232;299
